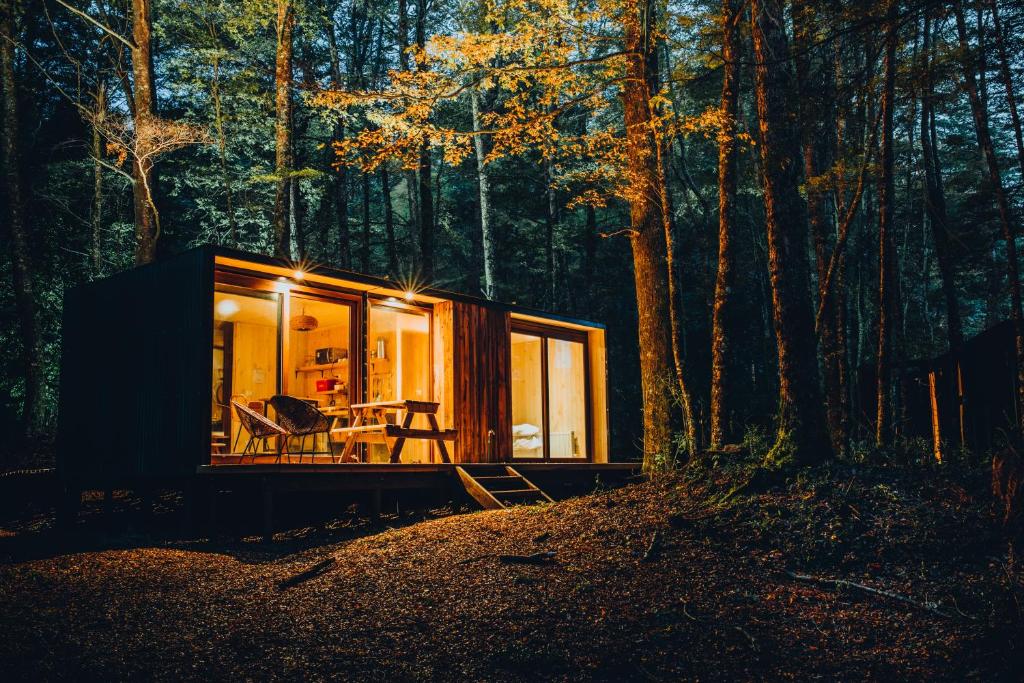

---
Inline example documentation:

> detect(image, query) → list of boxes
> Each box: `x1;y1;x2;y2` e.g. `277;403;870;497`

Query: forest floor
0;457;1020;681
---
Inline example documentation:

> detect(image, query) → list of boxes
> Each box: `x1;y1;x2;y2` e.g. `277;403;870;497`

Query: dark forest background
2;0;1024;465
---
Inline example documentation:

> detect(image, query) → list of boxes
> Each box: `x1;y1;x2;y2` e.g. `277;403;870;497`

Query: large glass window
366;303;432;462
211;277;358;461
212;287;280;455
511;325;589;460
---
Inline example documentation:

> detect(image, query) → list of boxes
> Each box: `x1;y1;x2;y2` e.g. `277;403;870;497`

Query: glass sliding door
511;333;545;458
284;294;356;454
212;286;280;455
367;303;433;462
510;324;590;460
547;338;587;458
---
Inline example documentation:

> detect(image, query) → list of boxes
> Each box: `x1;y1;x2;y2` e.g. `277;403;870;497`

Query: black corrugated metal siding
57;248;214;483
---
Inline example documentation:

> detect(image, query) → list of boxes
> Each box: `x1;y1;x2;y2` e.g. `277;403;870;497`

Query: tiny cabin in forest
57;245;612;488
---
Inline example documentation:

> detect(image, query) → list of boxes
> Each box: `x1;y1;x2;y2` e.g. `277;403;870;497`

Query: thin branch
53;0;135;50
814;107;883;334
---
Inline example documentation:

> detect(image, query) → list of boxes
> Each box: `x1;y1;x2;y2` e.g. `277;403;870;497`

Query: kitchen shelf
296;361;349;373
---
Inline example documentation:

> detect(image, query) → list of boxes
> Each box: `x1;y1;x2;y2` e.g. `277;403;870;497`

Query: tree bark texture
273;0;294;259
131;0;158;264
710;0;741;449
415;0;434;280
876;3;897;447
920;9;963;354
623;0;696;467
750;0;832;465
471;86;496;298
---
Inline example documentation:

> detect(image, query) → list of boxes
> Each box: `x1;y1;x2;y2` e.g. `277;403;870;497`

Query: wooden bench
332;400;455;463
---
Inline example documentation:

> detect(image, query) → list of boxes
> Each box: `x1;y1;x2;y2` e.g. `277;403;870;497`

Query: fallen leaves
0;464;1018;680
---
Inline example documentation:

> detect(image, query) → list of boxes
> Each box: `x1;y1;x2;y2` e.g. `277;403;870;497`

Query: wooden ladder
455;465;555;510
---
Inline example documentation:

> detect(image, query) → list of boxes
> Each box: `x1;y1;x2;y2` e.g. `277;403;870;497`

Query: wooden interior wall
435;301;512;462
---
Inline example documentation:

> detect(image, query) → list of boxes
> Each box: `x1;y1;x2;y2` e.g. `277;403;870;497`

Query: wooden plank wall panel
57;248;213;484
436;301;511;462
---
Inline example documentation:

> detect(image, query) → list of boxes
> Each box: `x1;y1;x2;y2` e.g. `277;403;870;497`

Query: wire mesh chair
231;401;289;462
268;395;332;462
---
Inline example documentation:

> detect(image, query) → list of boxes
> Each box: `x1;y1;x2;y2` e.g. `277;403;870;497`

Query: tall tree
794;0;845;452
988;0;1024;180
414;0;435;280
920;8;963;353
710;0;742;449
875;0;898;447
91;81;106;273
326;5;351;268
955;0;1024;430
1;0;46;442
130;0;158;264
623;0;696;465
750;0;832;464
470;85;496;297
381;166;398;273
273;0;295;259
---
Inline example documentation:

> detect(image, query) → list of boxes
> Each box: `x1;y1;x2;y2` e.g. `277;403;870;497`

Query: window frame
510;320;592;461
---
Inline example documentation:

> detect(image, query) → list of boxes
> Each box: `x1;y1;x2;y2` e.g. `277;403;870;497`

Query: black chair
231;401;289;462
268;395;332;462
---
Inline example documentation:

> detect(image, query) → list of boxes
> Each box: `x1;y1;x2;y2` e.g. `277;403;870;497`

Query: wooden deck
197;461;641;541
197;460;640;489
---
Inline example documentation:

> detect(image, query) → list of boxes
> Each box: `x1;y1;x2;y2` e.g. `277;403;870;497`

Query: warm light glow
386;296;398;303
404;290;415;302
292;269;305;281
216;298;240;318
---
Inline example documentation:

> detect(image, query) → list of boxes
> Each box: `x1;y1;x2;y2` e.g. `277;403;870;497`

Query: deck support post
262;478;274;543
103;488;114;528
181;481;197;537
371;487;382;523
207;483;219;537
57;485;80;534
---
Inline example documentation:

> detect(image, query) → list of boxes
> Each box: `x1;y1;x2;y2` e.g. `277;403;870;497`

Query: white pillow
512;423;540;437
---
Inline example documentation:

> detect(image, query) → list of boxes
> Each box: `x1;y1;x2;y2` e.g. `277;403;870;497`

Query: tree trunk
989;0;1024;180
397;0;418;265
750;0;832;465
623;0;695;468
584;203;598;307
920;9;963;353
876;3;898;447
91;81;105;274
471;86;496;298
710;0;741;449
381;166;397;274
955;1;1024;431
210;51;236;246
1;0;46;442
131;0;158;264
360;172;371;272
326;8;350;267
415;0;434;280
794;0;844;454
545;159;557;308
273;0;294;259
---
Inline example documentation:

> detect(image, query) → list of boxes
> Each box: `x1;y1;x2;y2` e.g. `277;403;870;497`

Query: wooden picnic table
332;400;455;463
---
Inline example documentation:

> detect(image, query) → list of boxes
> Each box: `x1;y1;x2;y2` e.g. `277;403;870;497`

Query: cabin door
511;325;589;460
